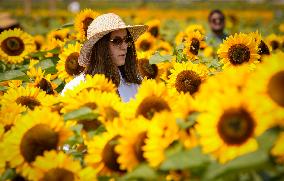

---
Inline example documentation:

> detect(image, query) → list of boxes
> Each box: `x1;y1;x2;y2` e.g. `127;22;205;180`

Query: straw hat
78;13;148;67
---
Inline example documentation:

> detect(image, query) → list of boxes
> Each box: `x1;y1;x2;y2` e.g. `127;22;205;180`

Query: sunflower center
1;37;25;56
218;108;255;145
134;132;147;162
83;17;94;37
190;38;200;55
258;40;270;56
228;44;250;65
20;124;59;163
267;71;284;107
138;58;158;79
82;102;97;110
77;119;101;132
35;41;42;51
16;96;41;110
140;40;151;51
175;70;202;94
104;106;119;122
149;26;159;38
136;96;171;120
38;78;54;95
41;168;74;181
102;135;122;172
271;40;280;50
54;35;64;42
65;52;84;76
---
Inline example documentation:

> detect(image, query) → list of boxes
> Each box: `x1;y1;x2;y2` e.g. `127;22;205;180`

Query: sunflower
249;31;270;58
29;151;96;181
74;9;100;41
135;32;156;53
175;31;187;45
265;34;282;51
61;89;122;125
271;132;284;163
126;79;174;120
167;61;208;95
154;40;172;55
137;51;160;80
0;102;25;133
172;94;200;149
57;42;84;83
146;19;161;38
196;91;271;164
115;117;150;171
0;86;53;111
217;33;260;68
245;52;284;127
183;31;205;60
27;66;58;95
185;24;206;36
2;108;72;177
143;112;179;167
0;28;36;64
84;119;127;175
33;34;45;51
47;28;69;43
62;74;117;98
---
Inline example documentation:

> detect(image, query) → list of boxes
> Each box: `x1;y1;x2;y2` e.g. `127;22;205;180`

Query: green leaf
121;164;158;180
257;127;279;151
61;22;74;28
0;85;8;91
0;70;28;82
63;107;99;121
160;147;210;171
35;58;55;70
203;150;269;180
0;168;16;181
149;52;174;64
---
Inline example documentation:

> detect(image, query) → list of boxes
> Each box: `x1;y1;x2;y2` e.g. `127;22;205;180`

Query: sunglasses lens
112;38;123;45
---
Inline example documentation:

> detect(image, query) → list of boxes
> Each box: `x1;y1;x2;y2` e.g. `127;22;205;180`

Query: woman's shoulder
60;73;85;95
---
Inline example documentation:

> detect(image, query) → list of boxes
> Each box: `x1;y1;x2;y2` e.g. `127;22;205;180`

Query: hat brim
78;24;148;67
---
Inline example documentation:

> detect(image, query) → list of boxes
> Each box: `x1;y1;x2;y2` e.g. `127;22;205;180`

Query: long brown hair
84;30;141;87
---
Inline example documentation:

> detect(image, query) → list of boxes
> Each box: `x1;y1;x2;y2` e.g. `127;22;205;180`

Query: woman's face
109;29;129;66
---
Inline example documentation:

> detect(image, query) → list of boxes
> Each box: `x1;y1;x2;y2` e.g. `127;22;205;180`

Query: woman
61;13;148;102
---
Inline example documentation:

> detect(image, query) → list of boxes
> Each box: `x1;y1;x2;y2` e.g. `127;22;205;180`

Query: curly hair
84;30;142;87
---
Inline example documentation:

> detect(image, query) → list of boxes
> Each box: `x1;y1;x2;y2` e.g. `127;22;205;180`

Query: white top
61;73;139;102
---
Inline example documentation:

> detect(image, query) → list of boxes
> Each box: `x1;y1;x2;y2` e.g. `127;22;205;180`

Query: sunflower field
1;3;284;181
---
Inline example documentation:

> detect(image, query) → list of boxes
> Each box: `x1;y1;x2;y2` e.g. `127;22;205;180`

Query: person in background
207;9;228;47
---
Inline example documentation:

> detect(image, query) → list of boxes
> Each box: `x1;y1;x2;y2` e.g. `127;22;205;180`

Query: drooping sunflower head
57;42;84;83
128;79;173;120
146;19;161;38
74;9;100;41
137;51;159;80
135;32;156;52
183;31;205;60
0;28;36;64
175;31;187;45
33;34;45;51
167;61;208;95
47;28;69;43
217;33;260;68
3;108;72;175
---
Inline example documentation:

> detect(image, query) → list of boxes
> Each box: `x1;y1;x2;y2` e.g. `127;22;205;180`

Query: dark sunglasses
211;17;224;24
109;36;132;47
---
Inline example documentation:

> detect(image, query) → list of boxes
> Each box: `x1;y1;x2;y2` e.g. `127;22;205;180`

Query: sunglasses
109;36;133;47
211;17;224;24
